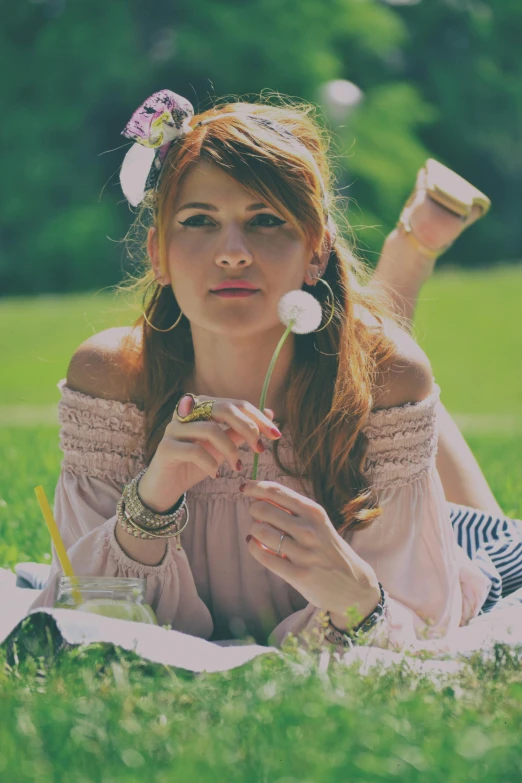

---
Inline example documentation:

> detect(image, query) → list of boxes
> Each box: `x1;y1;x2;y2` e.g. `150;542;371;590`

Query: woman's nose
214;224;253;267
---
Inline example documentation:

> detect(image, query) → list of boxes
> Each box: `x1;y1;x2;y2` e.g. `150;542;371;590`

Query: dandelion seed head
277;289;323;334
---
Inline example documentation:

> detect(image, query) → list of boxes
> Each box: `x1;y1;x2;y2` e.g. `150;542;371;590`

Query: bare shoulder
370;318;436;411
66;326;144;406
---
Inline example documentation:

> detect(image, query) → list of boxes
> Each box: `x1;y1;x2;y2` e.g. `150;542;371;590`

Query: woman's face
148;159;315;337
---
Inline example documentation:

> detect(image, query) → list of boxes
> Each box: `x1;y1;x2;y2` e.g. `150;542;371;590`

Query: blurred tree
391;0;522;267
0;0;148;295
0;0;519;296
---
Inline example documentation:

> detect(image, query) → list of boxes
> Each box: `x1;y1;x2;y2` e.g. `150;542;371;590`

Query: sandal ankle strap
396;212;455;261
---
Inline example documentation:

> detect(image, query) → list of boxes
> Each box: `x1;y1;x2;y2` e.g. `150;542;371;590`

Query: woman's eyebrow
175;201;268;214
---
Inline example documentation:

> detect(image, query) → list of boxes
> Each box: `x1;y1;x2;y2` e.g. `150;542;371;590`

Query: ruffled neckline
56;377;441;448
56;378;442;492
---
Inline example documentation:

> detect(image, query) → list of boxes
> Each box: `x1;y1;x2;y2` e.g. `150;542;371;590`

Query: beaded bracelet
122;467;187;529
118;496;181;536
116;495;190;551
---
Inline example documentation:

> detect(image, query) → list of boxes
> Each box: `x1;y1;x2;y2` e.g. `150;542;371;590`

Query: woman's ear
304;227;333;285
147;227;171;285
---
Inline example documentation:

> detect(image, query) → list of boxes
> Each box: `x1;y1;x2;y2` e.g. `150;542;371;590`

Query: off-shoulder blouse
28;379;492;652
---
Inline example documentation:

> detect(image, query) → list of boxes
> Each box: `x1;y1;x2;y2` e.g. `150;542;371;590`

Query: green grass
413;264;522;416
1;640;522;782
1;266;522;782
1;263;521;412
0;288;140;406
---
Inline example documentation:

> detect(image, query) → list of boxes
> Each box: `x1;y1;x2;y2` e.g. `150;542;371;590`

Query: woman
26;91;521;653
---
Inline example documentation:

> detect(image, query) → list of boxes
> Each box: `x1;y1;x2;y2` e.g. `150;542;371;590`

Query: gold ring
174;393;216;423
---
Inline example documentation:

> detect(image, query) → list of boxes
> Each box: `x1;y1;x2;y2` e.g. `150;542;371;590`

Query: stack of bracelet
116;467;190;551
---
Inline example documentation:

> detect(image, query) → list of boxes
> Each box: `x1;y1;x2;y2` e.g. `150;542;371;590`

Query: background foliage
1;0;520;296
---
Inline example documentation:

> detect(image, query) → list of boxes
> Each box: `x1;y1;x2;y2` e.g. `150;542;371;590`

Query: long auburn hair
114;96;410;538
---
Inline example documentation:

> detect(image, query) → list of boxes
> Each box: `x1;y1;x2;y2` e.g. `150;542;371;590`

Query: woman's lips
211;289;259;298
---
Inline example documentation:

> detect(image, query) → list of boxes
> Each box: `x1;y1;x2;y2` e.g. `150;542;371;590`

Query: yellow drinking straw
34;485;83;606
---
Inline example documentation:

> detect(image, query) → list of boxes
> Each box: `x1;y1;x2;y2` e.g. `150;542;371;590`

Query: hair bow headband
119;89;334;240
120;89;195;207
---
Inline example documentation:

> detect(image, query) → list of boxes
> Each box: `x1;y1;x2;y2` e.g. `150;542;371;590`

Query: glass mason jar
53;576;158;625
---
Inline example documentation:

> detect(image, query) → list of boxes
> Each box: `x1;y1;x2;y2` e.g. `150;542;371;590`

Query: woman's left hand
242;479;380;624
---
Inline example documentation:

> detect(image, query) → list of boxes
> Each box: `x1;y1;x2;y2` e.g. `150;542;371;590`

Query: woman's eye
252;214;285;227
178;214;285;228
178;215;212;227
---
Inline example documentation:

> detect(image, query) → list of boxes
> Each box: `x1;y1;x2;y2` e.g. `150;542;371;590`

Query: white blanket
1;567;521;676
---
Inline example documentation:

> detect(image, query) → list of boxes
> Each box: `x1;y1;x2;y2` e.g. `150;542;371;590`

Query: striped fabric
448;503;522;613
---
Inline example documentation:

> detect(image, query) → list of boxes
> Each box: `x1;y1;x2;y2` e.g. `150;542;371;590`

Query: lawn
1;265;522;782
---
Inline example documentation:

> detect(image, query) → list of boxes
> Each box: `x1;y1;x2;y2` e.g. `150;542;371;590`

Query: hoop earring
310;276;335;333
141;278;183;333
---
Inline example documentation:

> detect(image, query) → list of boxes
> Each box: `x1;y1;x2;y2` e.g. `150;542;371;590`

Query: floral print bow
120;89;195;207
119;89;333;224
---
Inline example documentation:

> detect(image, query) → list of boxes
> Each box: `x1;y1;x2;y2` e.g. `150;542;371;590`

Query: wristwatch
324;582;388;648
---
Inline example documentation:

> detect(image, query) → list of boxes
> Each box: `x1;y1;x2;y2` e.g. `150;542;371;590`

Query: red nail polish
236;459;243;471
256;439;265;453
239;482;246;493
270;426;282;438
246;535;252;543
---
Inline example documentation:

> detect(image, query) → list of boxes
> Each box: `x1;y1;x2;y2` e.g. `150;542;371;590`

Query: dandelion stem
251;322;294;479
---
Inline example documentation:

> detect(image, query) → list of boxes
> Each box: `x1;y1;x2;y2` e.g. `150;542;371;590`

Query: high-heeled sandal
396;158;492;261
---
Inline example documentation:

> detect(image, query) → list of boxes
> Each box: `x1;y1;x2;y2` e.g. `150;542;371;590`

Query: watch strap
325;582;388;648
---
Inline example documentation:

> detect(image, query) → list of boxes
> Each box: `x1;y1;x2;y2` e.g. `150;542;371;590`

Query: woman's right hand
137;394;281;513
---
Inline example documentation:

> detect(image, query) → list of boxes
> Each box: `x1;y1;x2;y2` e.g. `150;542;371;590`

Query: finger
242;479;318;514
247;534;302;583
194;438;240;473
248;521;300;562
194;397;281;448
172;397;262;455
248;498;318;551
171;420;247;471
160;437;223;479
242;480;322;538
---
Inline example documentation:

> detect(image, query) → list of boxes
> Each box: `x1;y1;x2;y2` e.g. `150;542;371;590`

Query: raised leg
369;227;438;329
370;210;504;515
433;402;504;515
370;170;484;330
